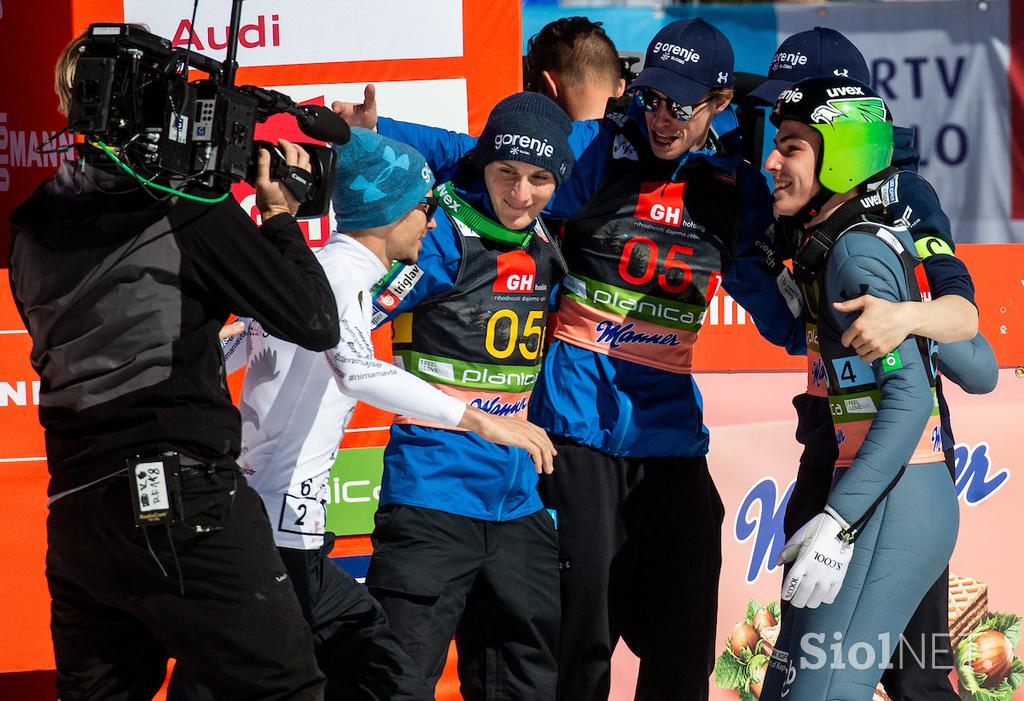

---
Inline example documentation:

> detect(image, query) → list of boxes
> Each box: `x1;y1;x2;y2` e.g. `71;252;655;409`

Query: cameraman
7;36;337;699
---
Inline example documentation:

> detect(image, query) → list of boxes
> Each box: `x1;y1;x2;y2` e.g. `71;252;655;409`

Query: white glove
778;511;854;609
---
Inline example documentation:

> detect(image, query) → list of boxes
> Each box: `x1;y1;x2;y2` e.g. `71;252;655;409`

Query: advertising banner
1;1;1022;700
523;0;1024;245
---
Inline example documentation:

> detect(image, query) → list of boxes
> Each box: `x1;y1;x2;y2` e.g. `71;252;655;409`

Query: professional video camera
66;9;349;218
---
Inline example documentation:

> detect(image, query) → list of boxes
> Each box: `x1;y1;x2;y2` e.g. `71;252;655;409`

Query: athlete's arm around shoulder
721;163;806;355
823;228;935;525
833;170;975;361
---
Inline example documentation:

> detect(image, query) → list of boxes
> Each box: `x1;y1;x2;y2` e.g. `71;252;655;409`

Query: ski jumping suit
781;130;994;700
367;179;564;700
762;222;972;699
378;99;805;699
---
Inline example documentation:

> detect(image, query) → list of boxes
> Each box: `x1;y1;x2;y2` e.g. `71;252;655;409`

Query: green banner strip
395;349;539;392
562;273;706;331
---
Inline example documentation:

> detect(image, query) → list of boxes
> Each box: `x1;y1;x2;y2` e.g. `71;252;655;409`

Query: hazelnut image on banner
749;657;767;698
970;629;1013;688
751;607;777;633
729;622;759;656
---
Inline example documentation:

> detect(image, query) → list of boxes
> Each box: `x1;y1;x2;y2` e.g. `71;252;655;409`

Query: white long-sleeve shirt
224;232;466;549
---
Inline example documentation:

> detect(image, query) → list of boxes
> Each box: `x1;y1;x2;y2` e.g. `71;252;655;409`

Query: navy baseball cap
748;27;870;105
630;18;735;108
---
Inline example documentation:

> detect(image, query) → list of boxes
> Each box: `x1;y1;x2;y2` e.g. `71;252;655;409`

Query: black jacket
9;162;339;494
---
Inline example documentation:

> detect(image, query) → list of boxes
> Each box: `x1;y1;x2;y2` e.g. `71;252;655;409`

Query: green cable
93;141;231;204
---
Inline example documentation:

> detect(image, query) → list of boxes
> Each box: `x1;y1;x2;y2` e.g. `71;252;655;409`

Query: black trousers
782;450;958;701
537;435;725;701
366;505;560;701
168;532;430;701
47;465;324;701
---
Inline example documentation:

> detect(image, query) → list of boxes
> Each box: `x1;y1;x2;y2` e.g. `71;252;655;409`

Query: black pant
782;450;958;700
47;465;324;701
537;436;725;701
366;505;560;700
168;532;430;701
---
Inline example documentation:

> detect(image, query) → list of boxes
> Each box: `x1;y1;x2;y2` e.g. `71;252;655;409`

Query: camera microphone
296;105;351;145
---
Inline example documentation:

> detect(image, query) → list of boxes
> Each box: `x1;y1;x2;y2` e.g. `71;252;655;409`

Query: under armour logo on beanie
471;92;573;186
331;128;434;231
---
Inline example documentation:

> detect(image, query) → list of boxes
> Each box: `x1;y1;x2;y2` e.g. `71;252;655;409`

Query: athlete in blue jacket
365;93;571;700
339;19;806;700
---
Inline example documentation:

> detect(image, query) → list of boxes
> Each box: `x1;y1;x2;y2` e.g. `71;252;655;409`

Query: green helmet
769;76;893;194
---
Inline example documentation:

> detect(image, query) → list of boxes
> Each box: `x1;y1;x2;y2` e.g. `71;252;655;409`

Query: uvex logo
172;14;281;50
494;250;536;293
634;181;687;227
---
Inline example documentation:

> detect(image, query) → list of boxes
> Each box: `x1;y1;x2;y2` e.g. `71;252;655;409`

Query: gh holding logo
634;181;687;227
493;250;536;293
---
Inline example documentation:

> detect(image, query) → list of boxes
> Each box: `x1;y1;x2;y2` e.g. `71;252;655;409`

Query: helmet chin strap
793;186;835;227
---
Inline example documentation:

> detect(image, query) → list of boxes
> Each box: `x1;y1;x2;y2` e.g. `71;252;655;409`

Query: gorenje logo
171;14;281;50
493;250;536;293
771;51;808;70
493;133;554;159
634;181;687;227
778;88;803;104
653;42;700;64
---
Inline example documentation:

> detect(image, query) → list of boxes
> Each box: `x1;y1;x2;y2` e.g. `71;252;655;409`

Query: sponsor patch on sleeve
375;265;424;312
776;269;803;318
914;236;954;259
880;173;900;208
881;349;903;373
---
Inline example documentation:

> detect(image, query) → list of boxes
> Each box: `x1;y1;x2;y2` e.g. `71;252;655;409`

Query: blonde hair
54;24;150;117
54;32;88;117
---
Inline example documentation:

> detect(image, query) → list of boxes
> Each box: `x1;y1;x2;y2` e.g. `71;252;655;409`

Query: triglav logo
494;133;554;159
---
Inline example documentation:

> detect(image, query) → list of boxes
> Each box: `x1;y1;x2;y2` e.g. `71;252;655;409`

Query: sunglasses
416;195;439;222
633;87;702;121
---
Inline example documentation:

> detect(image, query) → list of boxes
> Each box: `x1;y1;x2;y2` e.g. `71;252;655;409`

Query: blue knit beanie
331;128;435;231
471;92;574;187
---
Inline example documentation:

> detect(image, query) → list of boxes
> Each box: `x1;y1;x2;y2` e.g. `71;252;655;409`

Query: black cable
165;523;185;596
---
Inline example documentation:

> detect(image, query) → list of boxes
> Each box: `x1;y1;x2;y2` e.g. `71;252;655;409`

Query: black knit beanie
471;92;574;187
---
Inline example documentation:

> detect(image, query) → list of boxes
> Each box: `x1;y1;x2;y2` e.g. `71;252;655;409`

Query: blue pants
762;461;958;700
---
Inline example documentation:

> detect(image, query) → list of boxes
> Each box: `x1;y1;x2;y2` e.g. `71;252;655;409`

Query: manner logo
634;181;687;227
493;250;537;294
